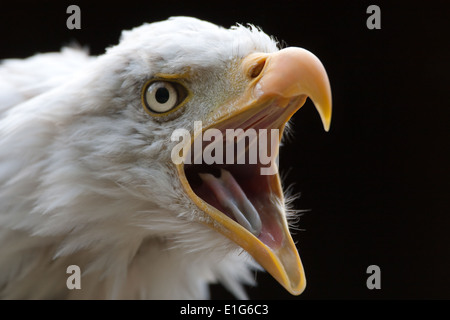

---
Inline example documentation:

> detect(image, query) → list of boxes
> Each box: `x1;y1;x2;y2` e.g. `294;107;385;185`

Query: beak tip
324;120;331;132
285;278;307;296
319;105;332;132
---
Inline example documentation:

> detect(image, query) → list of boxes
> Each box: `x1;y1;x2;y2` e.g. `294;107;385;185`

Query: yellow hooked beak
177;47;332;295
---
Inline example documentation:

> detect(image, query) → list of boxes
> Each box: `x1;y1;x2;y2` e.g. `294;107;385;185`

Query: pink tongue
198;169;262;236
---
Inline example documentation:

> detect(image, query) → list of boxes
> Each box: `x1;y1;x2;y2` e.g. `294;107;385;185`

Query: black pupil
155;87;170;104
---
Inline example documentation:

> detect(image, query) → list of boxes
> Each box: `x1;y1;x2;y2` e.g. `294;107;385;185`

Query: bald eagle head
0;17;331;299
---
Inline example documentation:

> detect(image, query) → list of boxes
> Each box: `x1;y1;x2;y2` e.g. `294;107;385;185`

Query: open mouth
183;96;306;250
175;47;332;295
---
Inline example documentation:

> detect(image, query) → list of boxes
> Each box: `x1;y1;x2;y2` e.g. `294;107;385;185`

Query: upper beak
177;47;332;296
242;47;332;131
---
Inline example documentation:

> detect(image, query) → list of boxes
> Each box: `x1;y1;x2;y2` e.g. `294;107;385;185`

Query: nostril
248;58;266;79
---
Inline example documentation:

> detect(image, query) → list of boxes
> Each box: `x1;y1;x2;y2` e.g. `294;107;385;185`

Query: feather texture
0;17;283;299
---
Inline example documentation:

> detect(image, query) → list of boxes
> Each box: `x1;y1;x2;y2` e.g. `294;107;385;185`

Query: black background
1;0;449;300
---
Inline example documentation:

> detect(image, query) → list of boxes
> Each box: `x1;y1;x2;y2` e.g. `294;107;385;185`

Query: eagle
0;17;331;299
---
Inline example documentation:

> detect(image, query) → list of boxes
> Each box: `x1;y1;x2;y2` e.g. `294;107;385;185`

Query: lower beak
177;47;332;295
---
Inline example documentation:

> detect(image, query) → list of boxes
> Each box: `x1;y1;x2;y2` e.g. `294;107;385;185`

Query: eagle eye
142;80;188;116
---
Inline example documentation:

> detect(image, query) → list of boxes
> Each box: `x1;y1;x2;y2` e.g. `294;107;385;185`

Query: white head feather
0;17;281;299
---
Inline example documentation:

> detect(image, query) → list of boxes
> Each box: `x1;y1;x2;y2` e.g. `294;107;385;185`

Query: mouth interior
185;151;283;248
183;97;305;249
